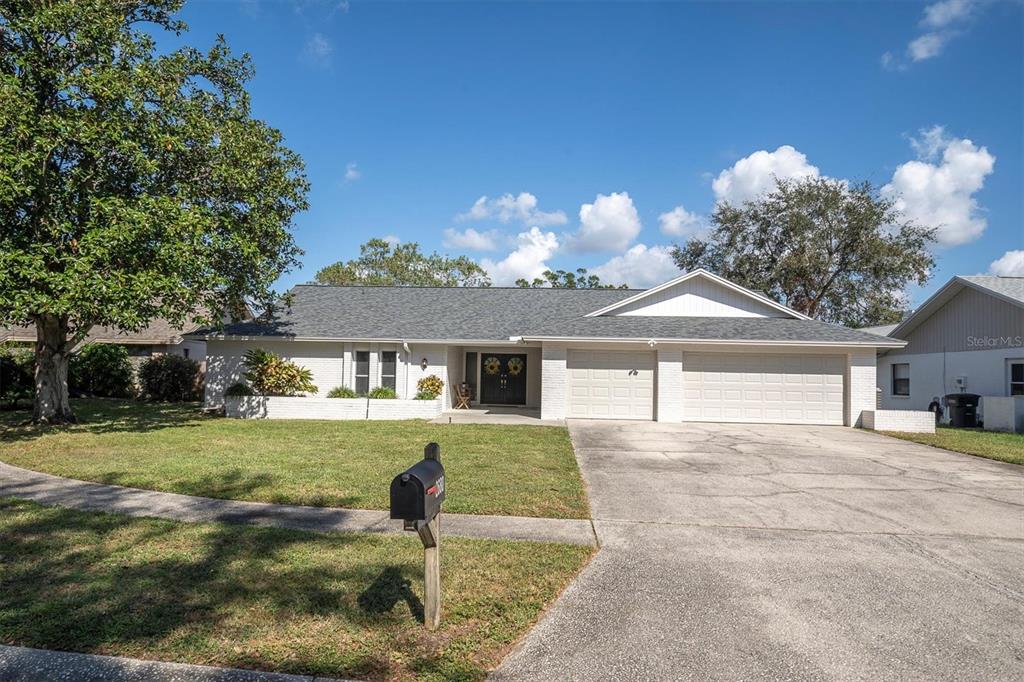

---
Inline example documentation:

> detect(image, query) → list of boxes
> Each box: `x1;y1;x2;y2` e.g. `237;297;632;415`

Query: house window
1010;361;1024;396
380;351;397;391
892;363;910;396
355;351;370;395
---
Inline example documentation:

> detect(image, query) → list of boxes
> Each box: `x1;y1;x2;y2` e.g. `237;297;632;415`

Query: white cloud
344;161;360;182
567;191;642;253
658;204;703;237
457;192;567;227
892;0;981;65
711;145;820;205
590;244;680;289
909;33;949;61
442;227;500;252
382;235;400;246
882;126;995;246
480;227;560;285
303;33;333;66
990;250;1024;277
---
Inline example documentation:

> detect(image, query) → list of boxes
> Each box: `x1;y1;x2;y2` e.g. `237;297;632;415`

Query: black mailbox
390;457;445;522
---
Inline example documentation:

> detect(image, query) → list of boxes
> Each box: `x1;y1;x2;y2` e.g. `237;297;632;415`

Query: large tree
0;1;309;423
671;177;935;327
314;238;491;287
515;268;627;289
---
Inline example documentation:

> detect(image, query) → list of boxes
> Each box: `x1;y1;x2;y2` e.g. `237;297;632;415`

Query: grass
881;425;1024;466
0;399;588;518
0;498;592;681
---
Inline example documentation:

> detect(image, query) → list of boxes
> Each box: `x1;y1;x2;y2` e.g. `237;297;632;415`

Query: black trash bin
944;393;980;428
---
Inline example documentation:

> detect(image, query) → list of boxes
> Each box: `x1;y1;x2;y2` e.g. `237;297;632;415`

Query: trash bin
944;393;980;428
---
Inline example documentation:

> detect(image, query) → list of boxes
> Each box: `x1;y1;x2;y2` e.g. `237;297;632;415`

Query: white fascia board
584;268;811;320
519;335;906;348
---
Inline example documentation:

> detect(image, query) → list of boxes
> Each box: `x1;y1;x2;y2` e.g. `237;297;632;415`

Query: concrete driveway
494;421;1024;681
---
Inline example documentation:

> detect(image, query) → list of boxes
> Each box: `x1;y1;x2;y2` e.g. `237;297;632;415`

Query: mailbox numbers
427;474;445;498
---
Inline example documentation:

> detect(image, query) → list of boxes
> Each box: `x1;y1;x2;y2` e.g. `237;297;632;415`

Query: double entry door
479;353;527;405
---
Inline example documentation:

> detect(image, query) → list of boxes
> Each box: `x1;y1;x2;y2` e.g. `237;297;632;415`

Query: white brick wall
862;410;936;433
846;351;876;427
541;343;567;420
983;397;1024;433
404;344;448;405
226;396;442;420
656;348;684;422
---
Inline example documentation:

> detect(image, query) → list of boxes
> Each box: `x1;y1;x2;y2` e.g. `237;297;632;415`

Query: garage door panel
684;352;844;425
567;350;654;420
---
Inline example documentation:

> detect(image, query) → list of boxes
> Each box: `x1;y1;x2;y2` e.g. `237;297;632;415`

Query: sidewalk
0;645;351;682
0;461;596;546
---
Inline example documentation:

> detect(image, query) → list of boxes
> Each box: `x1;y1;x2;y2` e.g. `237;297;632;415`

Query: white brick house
190;269;903;426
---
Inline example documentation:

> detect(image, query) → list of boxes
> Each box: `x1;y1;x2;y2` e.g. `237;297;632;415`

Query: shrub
242;348;317;396
414;390;438;401
225;382;254;397
69;343;134;398
0;343;35;407
139;354;200;401
416;375;444;399
327;386;358;398
368;386;398;399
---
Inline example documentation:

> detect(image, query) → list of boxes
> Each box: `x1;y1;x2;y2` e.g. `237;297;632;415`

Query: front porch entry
478;353;528;405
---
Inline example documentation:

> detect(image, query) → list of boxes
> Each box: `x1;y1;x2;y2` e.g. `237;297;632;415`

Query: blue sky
174;0;1022;303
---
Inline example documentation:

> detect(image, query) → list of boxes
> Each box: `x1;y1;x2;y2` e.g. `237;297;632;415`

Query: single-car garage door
683;352;844;425
568;350;655;419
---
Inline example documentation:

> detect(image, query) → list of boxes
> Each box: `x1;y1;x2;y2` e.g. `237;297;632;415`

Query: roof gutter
513;335;907;348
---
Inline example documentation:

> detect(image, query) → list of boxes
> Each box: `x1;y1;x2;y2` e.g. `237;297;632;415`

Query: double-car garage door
566;349;845;425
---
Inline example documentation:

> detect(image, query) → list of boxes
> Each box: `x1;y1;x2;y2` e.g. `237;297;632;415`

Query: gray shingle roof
194;284;899;346
858;324;899;337
959;276;1024;306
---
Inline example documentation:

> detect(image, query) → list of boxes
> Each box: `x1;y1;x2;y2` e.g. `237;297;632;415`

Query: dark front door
479;353;527;405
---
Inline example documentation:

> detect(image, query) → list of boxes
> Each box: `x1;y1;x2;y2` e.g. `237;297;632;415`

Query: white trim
583;269;811;320
517;335;904;348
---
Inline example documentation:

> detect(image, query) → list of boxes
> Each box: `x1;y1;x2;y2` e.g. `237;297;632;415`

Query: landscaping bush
367;386;397;399
225;382;254;397
416;375;444;399
414;390;438;401
242;348;317;396
69;344;134;398
327;386;358;398
139;355;200;401
0;343;35;408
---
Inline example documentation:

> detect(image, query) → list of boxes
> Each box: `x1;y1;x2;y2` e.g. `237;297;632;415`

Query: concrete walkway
0;461;595;546
494;420;1024;681
0;645;351;682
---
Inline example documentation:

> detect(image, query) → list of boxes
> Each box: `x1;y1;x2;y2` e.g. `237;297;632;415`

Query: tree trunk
32;315;76;424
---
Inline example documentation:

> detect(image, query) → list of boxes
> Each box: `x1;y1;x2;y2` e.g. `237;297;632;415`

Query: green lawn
0;399;588;518
882;426;1024;466
0;498;592;681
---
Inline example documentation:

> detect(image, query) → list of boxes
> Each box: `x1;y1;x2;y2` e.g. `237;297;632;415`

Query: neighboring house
190;269;902;426
869;275;1024;415
1;318;208;367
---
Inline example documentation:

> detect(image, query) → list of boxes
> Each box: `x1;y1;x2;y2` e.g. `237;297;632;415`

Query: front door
479;353;527;405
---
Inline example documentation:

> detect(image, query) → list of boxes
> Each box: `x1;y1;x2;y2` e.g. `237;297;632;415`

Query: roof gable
585;269;809;320
890;275;1024;341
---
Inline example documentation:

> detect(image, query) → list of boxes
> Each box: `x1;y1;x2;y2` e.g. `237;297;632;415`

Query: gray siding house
872;276;1024;415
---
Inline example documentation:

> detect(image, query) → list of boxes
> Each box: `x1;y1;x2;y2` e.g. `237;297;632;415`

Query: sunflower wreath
506;357;524;376
483;356;501;375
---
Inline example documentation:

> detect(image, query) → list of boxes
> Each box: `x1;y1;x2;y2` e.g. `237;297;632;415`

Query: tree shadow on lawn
91;468;281;502
0;499;467;680
0;400;206;443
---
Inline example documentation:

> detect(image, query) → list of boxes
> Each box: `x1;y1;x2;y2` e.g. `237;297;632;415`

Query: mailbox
390;457;445;522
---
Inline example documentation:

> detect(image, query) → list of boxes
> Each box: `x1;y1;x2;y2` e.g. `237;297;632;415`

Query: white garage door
683;353;844;425
568;350;655;420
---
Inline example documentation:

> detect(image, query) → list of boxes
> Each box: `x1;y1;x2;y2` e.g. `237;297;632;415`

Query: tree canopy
0;0;309;422
314;238;491;287
671;177;935;327
515;268;627;289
